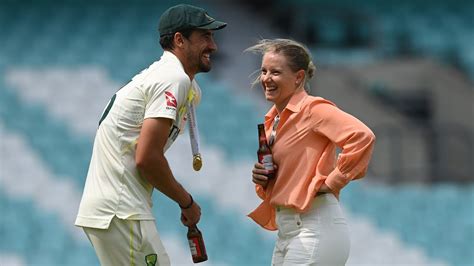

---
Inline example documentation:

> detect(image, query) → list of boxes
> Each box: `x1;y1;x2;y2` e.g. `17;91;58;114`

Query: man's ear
173;32;185;48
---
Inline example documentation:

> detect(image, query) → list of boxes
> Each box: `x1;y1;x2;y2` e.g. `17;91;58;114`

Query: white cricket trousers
272;193;350;265
83;216;170;266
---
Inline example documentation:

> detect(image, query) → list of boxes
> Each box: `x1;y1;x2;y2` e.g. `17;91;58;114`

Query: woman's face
260;51;302;110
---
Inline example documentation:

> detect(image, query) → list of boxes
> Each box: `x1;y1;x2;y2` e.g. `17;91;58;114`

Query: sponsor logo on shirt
165;91;177;109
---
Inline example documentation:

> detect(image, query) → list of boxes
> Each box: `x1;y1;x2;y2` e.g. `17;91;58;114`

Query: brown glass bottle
187;225;208;263
257;124;275;179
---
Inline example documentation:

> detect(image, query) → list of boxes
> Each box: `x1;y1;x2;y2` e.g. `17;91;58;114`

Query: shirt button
296;221;301;226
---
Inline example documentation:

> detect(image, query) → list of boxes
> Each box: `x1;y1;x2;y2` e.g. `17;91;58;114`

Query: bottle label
262;154;274;172
188;237;201;257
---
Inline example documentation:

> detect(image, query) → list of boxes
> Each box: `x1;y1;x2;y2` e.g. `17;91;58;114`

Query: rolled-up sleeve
311;102;376;192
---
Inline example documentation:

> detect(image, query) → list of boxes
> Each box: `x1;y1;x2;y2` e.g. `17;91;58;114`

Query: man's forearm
137;154;191;207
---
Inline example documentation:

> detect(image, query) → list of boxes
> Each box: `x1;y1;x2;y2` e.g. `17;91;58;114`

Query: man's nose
208;38;217;51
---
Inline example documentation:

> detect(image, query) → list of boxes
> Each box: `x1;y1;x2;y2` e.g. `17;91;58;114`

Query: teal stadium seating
0;1;473;265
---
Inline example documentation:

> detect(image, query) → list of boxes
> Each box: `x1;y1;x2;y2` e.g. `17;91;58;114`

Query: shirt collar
162;50;188;77
264;89;308;122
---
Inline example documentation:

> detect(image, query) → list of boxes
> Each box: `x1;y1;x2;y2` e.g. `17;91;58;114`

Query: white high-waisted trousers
272;193;350;265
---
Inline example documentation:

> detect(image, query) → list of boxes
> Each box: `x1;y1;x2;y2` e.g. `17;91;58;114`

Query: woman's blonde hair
245;38;316;90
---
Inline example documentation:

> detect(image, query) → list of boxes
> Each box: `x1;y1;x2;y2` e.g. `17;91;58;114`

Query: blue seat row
0;193;99;265
342;183;474;265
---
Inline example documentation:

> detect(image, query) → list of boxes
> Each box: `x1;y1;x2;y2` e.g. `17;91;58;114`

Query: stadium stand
0;0;473;265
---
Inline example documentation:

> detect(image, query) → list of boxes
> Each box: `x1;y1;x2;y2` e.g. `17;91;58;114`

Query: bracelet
179;194;194;209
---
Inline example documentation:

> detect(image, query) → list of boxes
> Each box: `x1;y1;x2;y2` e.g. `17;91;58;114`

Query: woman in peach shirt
247;39;375;265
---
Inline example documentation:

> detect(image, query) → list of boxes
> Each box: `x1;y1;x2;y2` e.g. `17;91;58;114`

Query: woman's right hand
252;162;276;188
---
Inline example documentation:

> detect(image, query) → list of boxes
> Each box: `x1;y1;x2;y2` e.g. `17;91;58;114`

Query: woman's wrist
179;194;194;209
319;183;333;193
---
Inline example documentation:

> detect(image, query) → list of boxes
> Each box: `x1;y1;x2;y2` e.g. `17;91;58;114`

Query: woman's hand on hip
319;183;334;193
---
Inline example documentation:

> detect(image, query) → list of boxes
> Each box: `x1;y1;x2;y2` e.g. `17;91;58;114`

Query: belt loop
295;213;302;227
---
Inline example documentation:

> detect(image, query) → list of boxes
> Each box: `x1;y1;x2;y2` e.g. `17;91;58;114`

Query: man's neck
168;49;195;80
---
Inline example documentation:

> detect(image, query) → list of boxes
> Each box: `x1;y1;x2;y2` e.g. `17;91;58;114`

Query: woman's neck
274;87;304;113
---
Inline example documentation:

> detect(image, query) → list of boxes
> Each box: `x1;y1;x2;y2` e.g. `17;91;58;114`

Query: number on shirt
98;94;116;126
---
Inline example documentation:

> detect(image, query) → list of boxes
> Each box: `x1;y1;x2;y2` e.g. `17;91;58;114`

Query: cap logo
205;13;213;21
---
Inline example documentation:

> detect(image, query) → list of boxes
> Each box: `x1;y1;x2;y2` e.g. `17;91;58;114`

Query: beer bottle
187;225;208;263
257;124;275;179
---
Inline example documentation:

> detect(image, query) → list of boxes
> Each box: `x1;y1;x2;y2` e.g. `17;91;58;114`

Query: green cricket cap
159;4;227;36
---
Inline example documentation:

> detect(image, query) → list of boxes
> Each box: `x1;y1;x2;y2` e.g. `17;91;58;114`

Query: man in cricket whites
75;4;227;265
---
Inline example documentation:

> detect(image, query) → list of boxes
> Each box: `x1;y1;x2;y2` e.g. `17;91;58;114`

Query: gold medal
193;154;202;171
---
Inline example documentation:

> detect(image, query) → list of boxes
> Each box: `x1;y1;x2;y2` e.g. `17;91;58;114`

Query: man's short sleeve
144;78;190;121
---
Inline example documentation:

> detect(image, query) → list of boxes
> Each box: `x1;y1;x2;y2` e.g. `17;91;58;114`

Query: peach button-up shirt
248;89;375;230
